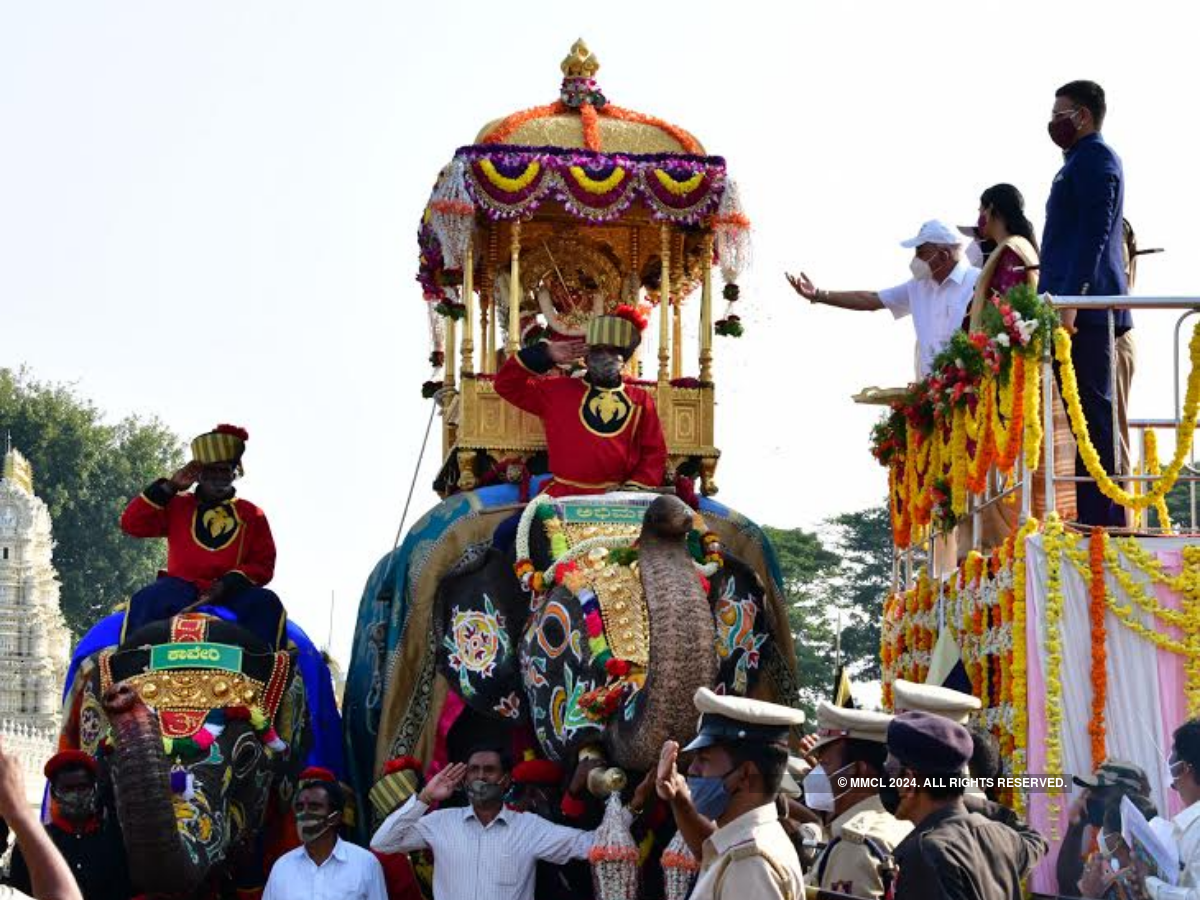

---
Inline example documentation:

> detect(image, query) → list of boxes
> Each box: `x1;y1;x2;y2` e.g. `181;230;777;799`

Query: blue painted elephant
58;610;345;897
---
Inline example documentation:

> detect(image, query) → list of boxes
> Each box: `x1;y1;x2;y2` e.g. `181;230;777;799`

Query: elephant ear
709;553;773;697
519;583;604;763
434;547;527;723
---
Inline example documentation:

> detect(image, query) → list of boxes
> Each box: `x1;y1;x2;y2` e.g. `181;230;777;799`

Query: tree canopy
765;505;892;718
0;368;182;635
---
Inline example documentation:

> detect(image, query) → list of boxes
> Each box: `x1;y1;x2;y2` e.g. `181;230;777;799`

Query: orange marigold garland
966;388;997;494
994;353;1026;473
580;103;602;151
1088;527;1109;769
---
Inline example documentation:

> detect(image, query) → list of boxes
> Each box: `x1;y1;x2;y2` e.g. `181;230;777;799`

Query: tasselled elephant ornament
433;493;778;772
62;614;315;897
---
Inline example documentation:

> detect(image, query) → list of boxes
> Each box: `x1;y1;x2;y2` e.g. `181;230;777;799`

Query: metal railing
894;296;1200;592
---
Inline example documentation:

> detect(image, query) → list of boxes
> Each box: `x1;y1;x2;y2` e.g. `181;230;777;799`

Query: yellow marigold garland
1098;540;1189;630
951;406;970;517
1054;324;1200;510
1010;517;1038;816
1061;536;1200;717
997;536;1016;769
1023;338;1044;472
479;158;542;193
1143;429;1174;532
991;356;1024;473
568;165;626;195
652;168;704;196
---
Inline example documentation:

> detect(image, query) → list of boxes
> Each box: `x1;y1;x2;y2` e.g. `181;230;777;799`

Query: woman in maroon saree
965;184;1076;548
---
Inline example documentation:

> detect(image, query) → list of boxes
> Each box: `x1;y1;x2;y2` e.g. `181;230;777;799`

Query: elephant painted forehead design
445;596;509;695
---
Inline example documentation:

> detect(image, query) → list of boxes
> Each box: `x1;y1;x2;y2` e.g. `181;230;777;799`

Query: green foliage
763;525;840;722
979;283;1059;361
1165;480;1195;532
765;505;893;719
0;368;183;636
823;506;894;681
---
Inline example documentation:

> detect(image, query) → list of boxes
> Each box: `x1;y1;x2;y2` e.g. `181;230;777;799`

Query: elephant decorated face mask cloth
434;492;775;773
94;616;292;759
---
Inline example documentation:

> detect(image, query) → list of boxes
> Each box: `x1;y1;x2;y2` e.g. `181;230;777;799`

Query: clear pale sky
3;1;1196;665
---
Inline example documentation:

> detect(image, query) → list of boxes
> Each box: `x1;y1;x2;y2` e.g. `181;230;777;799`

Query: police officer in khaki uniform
803;702;913;898
657;688;805;900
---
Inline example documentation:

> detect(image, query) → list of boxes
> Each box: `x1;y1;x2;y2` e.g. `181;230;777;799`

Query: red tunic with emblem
494;345;667;497
120;483;276;592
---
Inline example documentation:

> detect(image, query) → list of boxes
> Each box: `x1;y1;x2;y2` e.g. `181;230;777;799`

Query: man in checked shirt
370;745;650;900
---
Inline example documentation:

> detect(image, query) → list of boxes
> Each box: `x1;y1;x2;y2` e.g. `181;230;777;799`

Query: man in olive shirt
883;712;1046;900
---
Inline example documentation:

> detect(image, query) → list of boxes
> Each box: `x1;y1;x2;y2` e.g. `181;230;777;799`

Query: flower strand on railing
1054;322;1200;512
1010;517;1038;815
872;286;1056;546
1144;429;1173;532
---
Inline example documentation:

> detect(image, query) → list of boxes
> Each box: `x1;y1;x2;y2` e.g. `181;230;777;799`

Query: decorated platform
870;283;1200;892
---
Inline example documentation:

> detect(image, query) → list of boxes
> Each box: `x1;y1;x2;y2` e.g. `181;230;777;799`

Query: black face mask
879;781;902;816
1086;796;1108;828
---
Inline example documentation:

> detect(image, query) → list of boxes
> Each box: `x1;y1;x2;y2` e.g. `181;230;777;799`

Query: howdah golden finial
561;39;600;79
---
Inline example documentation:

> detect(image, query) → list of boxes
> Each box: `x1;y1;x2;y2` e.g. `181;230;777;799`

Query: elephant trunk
103;682;206;896
610;497;717;770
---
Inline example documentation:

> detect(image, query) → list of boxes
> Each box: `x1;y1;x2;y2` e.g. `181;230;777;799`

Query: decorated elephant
343;481;798;826
59;611;345;897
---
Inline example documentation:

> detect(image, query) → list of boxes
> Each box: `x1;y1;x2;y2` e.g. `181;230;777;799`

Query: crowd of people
788;78;1135;529
283;690;1200;900
6;681;1200;900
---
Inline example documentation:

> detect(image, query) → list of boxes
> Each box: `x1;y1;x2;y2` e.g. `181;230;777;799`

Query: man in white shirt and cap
656;688;806;900
804;702;912;899
787;219;981;379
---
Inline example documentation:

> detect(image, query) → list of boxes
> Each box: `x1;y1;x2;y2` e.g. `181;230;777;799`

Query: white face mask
801;762;852;813
909;256;933;281
1097;827;1122;864
965;240;985;268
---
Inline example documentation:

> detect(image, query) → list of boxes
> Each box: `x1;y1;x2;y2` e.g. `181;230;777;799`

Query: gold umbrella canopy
419;39;750;317
473;39;706;156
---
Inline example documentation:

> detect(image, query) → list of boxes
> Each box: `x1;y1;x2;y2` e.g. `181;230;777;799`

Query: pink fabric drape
1022;537;1195;893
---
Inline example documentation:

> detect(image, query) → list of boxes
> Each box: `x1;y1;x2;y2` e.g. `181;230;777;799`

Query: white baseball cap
900;219;963;248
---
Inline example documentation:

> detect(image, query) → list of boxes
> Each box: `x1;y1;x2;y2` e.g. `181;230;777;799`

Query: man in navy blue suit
1039;80;1131;527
